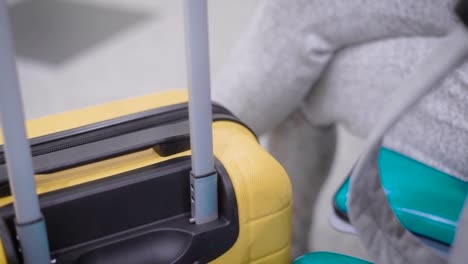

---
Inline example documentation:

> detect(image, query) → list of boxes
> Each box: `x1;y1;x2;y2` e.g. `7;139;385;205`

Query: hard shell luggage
0;0;292;263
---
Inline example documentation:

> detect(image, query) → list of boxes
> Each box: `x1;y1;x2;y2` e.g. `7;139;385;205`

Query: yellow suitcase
0;91;292;263
0;1;292;263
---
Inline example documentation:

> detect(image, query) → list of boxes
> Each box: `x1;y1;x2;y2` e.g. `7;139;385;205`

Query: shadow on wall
9;0;152;65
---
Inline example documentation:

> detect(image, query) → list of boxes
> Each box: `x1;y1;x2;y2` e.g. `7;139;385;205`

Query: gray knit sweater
213;0;468;182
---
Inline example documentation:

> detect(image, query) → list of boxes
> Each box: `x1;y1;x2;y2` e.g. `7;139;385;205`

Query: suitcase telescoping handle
184;0;218;225
0;0;217;262
0;1;51;263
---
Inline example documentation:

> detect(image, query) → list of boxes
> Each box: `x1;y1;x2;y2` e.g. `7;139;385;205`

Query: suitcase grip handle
0;123;191;197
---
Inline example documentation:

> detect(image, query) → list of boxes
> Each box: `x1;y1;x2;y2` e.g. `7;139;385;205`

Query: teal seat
294;252;371;264
334;147;468;245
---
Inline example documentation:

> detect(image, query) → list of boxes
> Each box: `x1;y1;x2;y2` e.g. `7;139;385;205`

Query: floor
8;0;368;260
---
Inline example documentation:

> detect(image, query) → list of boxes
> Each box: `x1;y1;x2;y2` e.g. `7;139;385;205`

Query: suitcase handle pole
183;0;218;224
0;1;51;263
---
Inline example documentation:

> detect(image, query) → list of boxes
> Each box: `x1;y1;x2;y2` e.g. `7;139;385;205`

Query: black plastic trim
153;136;191;157
0;102;240;163
0;219;18;264
0;103;230;161
0;157;239;263
0;103;254;197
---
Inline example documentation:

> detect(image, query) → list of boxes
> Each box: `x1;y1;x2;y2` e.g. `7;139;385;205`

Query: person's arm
213;0;457;135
